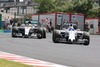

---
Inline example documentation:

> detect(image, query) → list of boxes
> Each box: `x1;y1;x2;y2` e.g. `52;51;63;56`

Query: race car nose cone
69;39;74;42
68;31;76;41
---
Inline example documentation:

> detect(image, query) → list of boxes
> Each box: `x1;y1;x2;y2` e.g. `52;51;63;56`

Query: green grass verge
0;59;34;67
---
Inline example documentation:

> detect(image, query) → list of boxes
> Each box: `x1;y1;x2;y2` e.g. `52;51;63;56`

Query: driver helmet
28;21;31;24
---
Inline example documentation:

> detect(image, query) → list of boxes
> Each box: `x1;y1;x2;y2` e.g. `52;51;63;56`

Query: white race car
11;23;46;39
52;23;90;45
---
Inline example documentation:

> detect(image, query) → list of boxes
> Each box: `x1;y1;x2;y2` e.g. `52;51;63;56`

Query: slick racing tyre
12;30;17;38
42;29;46;38
52;30;61;43
12;32;17;37
83;34;90;45
37;29;43;39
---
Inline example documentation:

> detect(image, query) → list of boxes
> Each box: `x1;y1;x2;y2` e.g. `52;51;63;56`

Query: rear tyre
42;29;46;38
37;29;43;39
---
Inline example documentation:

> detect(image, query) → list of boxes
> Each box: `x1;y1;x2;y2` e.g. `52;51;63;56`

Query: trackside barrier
0;30;3;33
0;30;11;33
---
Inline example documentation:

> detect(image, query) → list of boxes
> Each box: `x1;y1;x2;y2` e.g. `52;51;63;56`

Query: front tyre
12;29;17;38
52;30;60;43
12;32;17;37
83;34;90;45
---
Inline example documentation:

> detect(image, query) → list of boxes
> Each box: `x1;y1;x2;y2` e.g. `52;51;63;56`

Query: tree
63;1;75;13
34;0;67;13
87;2;99;18
34;0;55;13
52;0;67;12
34;0;43;3
72;0;94;17
34;0;99;18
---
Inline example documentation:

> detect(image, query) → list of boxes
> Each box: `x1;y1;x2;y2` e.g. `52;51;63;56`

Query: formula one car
52;23;90;45
11;21;46;39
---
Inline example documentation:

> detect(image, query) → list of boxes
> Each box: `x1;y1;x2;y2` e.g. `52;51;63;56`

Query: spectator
75;20;79;28
50;19;54;31
98;21;100;34
10;18;13;24
85;22;90;32
7;23;12;30
50;19;52;27
45;18;51;32
5;16;11;29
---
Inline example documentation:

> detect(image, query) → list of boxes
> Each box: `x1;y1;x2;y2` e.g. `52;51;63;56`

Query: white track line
0;51;69;67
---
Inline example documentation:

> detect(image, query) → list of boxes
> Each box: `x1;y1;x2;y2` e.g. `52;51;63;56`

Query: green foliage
87;2;100;18
63;1;75;13
72;0;94;17
34;0;43;3
34;0;67;13
34;0;100;18
0;59;33;67
35;0;55;13
52;0;67;12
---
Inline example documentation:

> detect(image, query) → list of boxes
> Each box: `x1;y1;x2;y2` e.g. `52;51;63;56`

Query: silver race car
52;23;90;45
11;21;46;39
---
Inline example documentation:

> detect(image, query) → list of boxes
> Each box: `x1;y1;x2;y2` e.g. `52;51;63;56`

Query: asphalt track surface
0;33;100;67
